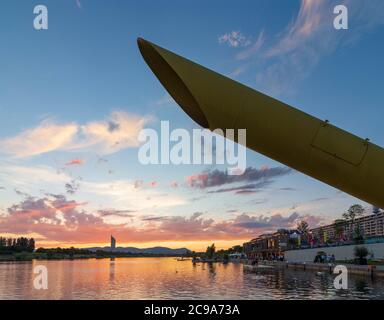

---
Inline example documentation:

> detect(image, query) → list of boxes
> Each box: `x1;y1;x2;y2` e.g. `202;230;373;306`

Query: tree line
0;237;35;253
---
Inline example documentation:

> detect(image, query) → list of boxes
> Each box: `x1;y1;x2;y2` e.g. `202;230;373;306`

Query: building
243;229;299;260
311;211;384;243
244;212;384;259
110;235;116;251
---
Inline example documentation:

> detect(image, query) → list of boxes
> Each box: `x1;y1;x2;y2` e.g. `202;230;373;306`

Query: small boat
177;257;191;261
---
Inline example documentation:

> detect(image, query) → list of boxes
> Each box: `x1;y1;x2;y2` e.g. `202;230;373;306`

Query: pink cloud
65;158;84;166
0;194;324;246
149;181;158;188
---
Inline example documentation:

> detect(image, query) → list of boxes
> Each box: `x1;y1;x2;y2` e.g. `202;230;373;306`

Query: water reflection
109;258;115;283
0;258;383;300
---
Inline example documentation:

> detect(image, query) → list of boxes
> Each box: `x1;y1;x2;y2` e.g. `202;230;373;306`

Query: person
331;254;336;263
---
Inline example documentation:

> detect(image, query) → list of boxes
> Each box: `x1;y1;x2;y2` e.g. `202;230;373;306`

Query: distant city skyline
0;0;384;251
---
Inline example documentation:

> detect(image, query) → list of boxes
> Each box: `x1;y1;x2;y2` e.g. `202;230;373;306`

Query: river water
0;258;383;300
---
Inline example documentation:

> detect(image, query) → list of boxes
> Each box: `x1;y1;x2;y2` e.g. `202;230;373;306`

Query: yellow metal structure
137;38;384;208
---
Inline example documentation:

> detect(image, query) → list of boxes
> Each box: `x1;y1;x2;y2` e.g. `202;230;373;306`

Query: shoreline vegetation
0;252;192;262
0;248;196;261
0;240;245;262
0;237;197;261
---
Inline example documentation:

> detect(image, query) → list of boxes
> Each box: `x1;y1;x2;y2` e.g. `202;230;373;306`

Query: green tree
205;243;216;259
297;220;309;234
231;245;243;253
343;204;365;240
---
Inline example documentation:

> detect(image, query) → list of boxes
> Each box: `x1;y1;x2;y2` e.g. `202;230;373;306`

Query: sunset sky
0;0;384;251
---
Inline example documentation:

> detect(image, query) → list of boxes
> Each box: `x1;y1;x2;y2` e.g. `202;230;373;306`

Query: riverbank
244;260;384;278
0;252;189;261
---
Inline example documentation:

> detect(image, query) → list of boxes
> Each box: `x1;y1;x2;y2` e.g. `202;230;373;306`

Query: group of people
251;254;285;265
314;253;336;263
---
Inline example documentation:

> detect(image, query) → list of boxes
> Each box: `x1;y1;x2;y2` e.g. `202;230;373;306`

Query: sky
0;0;384;251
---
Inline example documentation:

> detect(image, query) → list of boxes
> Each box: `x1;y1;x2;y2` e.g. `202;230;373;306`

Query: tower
110;235;116;251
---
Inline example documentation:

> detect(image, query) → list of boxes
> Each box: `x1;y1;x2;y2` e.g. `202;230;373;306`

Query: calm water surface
0;258;384;300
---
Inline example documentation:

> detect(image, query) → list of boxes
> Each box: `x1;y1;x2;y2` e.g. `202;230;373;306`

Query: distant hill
87;246;190;255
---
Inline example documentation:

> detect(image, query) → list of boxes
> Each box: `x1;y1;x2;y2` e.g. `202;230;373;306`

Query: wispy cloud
235;30;265;60
154;94;176;107
218;31;251;48
207;181;272;194
0;111;151;158
97;209;136;218
0;164;186;211
232;0;384;95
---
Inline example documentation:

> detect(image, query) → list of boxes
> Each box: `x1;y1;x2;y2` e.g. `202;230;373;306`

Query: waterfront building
243;229;299;260
311;211;384;243
243;212;384;259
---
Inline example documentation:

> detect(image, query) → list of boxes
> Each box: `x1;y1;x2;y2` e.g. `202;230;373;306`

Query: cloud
0;165;69;192
141;216;170;222
133;180;144;189
186;166;292;193
0;120;78;158
0;194;124;243
67;111;151;155
65;178;81;195
232;212;300;229
207;181;272;194
278;187;296;191
154;94;176;107
97;209;136;218
310;197;330;202
234;0;384;95
0;193;324;245
170;181;178;188
0;164;186;212
0;111;150;158
235;30;265;60
218;31;251;48
149;181;158;188
65;159;84;166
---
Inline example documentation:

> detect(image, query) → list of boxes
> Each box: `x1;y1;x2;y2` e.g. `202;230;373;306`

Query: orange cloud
0;111;151;158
